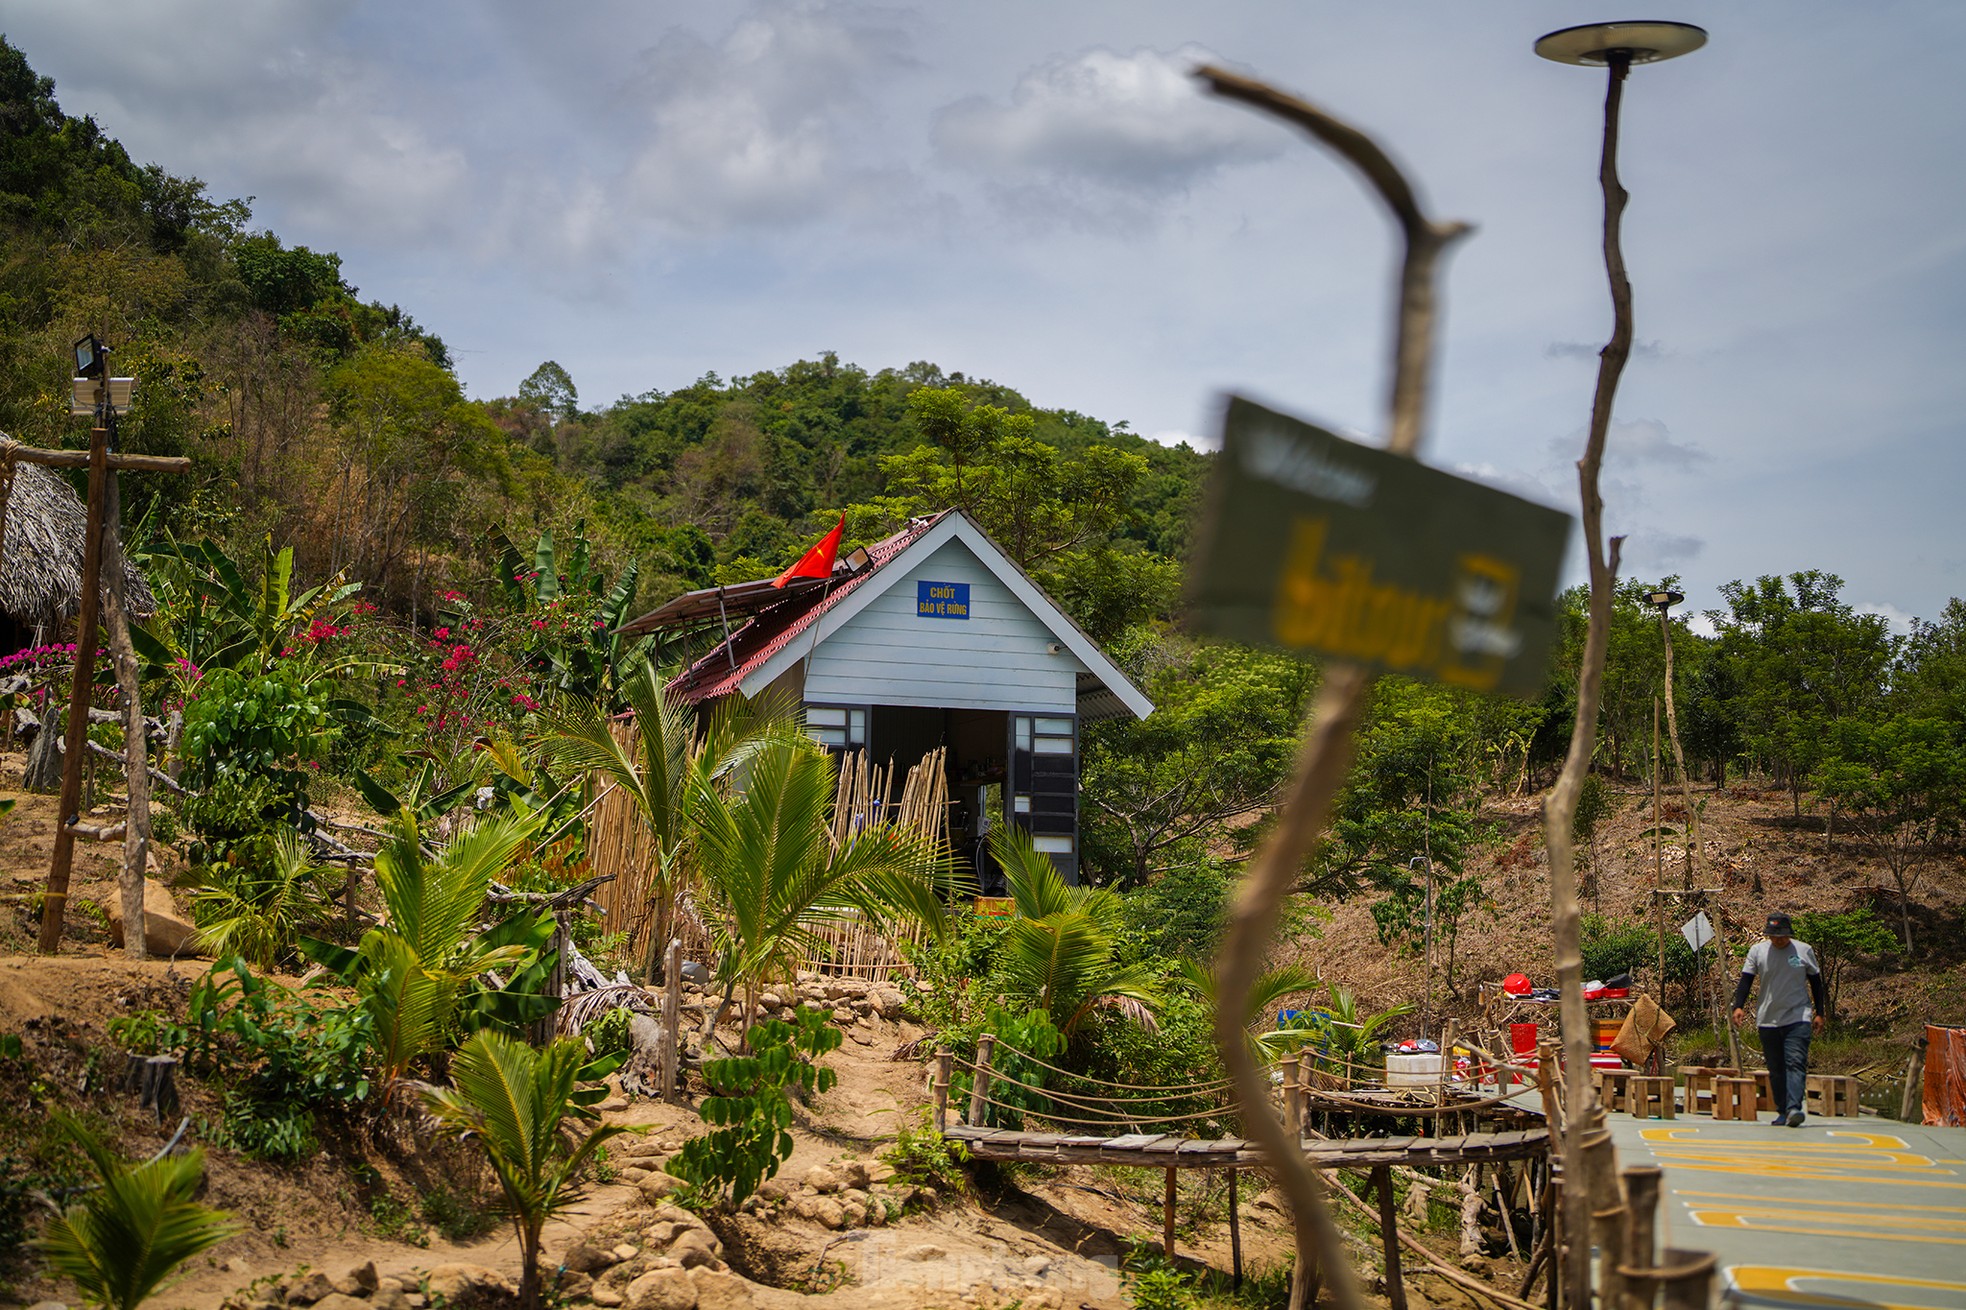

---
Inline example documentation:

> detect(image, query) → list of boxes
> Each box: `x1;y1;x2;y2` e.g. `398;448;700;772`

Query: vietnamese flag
772;514;845;588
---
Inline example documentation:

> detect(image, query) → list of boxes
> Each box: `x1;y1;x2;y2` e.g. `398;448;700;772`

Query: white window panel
806;706;846;727
1032;835;1075;854
848;709;866;743
1014;718;1032;751
1034;736;1073;755
809;727;846;746
1012;795;1031;814
1035;717;1073;736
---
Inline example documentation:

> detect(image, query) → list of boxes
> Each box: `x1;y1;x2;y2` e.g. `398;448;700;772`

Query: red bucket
1511;1022;1539;1056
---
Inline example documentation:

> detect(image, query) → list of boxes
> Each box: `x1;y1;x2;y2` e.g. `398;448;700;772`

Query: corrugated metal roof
666;512;949;705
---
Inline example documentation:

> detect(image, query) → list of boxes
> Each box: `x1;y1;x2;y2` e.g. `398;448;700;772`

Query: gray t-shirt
1743;938;1821;1027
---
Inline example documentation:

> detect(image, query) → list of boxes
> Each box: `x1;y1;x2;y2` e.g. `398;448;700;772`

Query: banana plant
136;534;362;676
485;521;652;706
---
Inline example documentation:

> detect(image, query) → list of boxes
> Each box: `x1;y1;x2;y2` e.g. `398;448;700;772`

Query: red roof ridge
667;511;950;704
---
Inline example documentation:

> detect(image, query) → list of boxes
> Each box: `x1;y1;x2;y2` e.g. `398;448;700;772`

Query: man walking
1731;912;1827;1126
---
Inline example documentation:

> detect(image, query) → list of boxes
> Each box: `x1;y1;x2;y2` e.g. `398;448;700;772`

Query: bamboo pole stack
581;731;954;979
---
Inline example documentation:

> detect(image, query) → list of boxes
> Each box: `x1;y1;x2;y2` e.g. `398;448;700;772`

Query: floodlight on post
1645;588;1684;611
73;333;104;379
1532;22;1707;1310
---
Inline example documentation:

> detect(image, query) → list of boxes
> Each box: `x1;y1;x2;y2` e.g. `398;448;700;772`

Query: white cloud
613;2;919;233
1547;418;1709;473
1621;530;1706;568
932;45;1282;194
1855;601;1916;634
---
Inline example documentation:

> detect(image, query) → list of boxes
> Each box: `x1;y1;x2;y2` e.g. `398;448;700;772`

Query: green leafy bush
584;1008;634;1062
180;664;332;849
122;960;372;1161
879;1112;971;1198
666;1008;841;1207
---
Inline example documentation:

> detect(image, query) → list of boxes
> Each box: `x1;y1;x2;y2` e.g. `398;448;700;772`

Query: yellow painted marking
1641;1128;1914;1149
1727;1265;1966;1310
1690;1205;1966;1241
1635;1124;1960;1185
1677;1189;1966;1215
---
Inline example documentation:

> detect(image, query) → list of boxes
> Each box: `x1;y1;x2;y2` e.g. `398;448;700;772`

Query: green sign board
1186;396;1572;698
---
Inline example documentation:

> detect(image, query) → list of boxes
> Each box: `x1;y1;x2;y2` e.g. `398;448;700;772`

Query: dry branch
1195;63;1470;1310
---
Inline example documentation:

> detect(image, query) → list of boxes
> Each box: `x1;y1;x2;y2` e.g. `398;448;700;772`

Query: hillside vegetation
3;32;1965;1310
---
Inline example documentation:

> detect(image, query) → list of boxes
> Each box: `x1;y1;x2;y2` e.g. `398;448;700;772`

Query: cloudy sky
9;2;1964;628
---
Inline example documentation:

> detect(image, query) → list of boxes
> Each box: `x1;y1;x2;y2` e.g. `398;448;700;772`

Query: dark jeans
1759;1022;1812;1117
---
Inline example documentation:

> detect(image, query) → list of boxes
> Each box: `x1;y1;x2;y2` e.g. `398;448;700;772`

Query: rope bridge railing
933;1035;1241;1137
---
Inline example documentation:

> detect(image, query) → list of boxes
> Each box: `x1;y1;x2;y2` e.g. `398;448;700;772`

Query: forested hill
0;36;1203;636
6;33;1964;940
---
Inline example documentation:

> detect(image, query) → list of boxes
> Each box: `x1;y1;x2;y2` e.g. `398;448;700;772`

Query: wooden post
1656;1250;1716;1310
660;939;682;1103
1536;1041;1563;1128
1281;1055;1303;1140
1229;1169;1243;1290
37;414;108;954
1440;1019;1459;1113
1163;1167;1177;1260
1902;1036;1927;1123
1373;1165;1407;1310
933;1048;953;1134
1585;1128;1626;1310
1622;1164;1662;1310
968;1033;995;1129
98;464;149;961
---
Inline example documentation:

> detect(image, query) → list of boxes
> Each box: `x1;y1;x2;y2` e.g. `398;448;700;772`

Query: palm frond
35;1114;239;1310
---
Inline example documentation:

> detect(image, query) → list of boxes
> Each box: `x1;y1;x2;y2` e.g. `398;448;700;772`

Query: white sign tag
1680;911;1713;953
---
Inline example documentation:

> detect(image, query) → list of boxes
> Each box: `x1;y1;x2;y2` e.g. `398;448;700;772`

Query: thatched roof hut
1;443;157;647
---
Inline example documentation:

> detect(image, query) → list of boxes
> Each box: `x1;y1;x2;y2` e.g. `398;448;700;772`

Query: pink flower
434;627;450;639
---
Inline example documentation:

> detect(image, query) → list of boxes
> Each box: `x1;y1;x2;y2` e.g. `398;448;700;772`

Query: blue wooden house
618;510;1153;884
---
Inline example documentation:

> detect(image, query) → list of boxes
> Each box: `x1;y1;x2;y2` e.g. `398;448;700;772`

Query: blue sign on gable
916;580;970;619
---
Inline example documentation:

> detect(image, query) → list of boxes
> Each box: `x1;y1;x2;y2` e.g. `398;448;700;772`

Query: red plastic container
1511;1022;1539;1056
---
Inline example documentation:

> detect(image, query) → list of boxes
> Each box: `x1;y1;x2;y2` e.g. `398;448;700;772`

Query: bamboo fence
584;727;951;982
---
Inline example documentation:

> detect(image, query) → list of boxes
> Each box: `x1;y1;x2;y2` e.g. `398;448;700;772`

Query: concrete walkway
1605;1112;1966;1310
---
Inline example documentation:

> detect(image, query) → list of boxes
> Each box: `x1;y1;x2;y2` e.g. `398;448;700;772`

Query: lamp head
1534;21;1707;67
74;334;105;379
1645;589;1685;610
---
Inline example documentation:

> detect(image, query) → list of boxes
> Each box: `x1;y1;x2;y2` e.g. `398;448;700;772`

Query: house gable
735;513;1152;721
804;535;1083;713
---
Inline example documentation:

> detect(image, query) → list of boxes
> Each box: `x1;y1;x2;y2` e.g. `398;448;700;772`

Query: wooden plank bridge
944;1123;1551;1170
931;1039;1554;1306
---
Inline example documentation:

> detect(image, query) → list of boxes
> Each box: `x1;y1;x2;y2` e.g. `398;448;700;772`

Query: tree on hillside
518;360;579;423
1789;907;1898;1022
1896;598;1966;728
1811;715;1966;950
1079;639;1317;889
1710;572;1893;816
1308;679;1485;901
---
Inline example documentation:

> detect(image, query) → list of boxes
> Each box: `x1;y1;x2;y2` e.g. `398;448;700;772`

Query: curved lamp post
1534;23;1706;1310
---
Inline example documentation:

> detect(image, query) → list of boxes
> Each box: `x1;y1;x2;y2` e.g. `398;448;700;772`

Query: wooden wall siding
803;538;1087;713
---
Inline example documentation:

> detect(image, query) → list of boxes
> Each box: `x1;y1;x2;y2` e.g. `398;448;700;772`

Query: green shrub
879;1113;971;1199
1127;1265;1198;1310
420;1183;499;1242
128;960;372;1160
1119;863;1230;963
584;1008;634;1062
666;1008;840;1208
